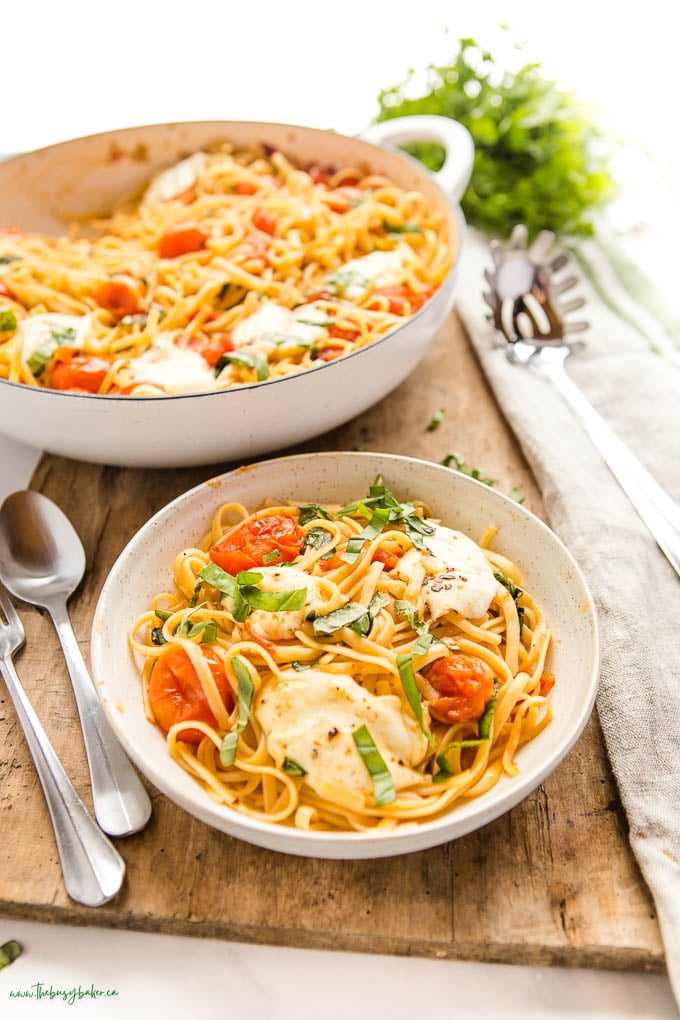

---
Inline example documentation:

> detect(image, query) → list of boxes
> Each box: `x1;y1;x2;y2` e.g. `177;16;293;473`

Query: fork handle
0;654;125;906
543;358;680;578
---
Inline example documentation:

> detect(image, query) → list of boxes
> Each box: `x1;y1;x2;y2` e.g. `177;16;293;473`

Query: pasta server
483;224;680;580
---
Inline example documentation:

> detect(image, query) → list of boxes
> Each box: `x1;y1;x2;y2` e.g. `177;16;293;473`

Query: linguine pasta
0;144;451;395
128;478;554;833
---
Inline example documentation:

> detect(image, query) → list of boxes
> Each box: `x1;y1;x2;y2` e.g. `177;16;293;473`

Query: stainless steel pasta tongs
483;224;680;580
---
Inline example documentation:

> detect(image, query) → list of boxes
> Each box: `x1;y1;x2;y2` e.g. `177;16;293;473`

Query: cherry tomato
328;325;360;342
367;285;435;316
251;209;277;235
307;165;335;185
539;670;555;697
97;274;145;318
316;344;346;363
149;646;233;745
243;622;277;656
0;282;14;299
179;332;234;367
158;224;209;258
372;548;399;571
425;653;495;724
209;513;305;574
235;175;278;195
47;347;110;393
317;552;345;572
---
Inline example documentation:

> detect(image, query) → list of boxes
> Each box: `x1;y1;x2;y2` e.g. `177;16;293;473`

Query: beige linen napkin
455;229;680;1003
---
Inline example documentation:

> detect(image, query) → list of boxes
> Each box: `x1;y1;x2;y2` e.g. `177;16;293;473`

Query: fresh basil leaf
154;608;173;621
220;656;254;767
295;317;335;327
0;255;20;265
297;503;331;525
303;526;334;552
26;326;75;377
368;591;390;618
494;571;525;636
341;505;390;564
320;546;337;560
262;549;281;564
394;599;428;635
433;679;500;781
120;302;166;327
325;269;369;295
0;309;17;332
291;658;320;671
441;452;494;487
478;679;500;740
215;350;270;380
176;609;198;637
282;757;307;777
240;586;307;612
381;219;423;235
231;586;250;623
198;562;237;597
313;601;369;636
350;612;370;636
427;408;445;431
236;570;264;586
352;724;396;806
151;626;167;646
187;620;218;643
188;581;202;608
261;330;319;350
396;631;435;739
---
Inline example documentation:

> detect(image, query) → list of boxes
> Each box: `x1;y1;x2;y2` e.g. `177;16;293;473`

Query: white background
2;1;680;1016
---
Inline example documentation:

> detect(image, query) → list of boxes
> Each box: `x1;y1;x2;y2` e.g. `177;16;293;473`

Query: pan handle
358;115;474;203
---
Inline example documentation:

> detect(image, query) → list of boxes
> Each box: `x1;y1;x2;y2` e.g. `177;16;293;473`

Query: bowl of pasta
0;116;471;467
91;451;599;858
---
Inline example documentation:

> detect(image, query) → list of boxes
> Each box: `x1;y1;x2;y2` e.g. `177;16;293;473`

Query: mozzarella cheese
330;248;408;298
397;523;498;621
18;313;91;367
143;152;208;204
232;302;328;352
255;669;428;797
125;336;215;394
243;566;325;641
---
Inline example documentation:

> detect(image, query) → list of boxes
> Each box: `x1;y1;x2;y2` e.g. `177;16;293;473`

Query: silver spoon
0;490;152;837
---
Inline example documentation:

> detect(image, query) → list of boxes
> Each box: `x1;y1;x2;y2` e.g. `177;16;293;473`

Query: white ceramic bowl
0;116;472;468
91;451;599;859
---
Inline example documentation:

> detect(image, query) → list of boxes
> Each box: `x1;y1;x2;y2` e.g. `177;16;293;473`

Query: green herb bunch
375;35;615;239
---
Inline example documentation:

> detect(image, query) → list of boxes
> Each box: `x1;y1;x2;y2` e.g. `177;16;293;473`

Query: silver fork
483;225;680;580
0;585;125;905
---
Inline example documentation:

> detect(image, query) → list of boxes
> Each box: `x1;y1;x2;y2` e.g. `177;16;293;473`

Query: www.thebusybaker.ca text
8;982;119;1005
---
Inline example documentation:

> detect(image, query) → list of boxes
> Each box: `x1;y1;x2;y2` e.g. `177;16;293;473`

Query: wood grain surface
0;314;664;971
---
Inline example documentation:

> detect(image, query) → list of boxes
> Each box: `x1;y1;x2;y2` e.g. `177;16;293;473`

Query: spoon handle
0;653;125;906
48;601;152;837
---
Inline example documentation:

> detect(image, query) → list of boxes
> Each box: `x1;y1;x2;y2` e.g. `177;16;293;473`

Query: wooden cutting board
0;314;664;972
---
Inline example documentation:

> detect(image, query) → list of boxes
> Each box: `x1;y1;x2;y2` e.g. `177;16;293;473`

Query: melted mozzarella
256;669;428;797
398;523;498;621
125;337;215;393
331;249;407;298
18;313;91;366
232;302;327;351
245;566;325;641
143;152;208;204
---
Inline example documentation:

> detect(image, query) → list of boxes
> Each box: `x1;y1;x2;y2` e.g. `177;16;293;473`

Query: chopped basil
0;255;20;265
239;586;307;612
187;620;218;643
303;526;334;552
320;546;337;560
0;939;22;970
232;585;250;623
219;657;254;767
282;757;307;777
0;309;17;332
120;302;166;326
262;549;281;564
151;626;167;646
154;608;173;622
295;317;336;327
291;658;320;671
432;680;500;783
188;581;202;607
381;219;423;235
335;477;434;552
394;599;428;636
312;601;369;636
214;350;270;380
427;408;445;431
350;591;390;636
199;561;305;619
350;192;370;207
341;505;390;564
26;325;76;377
396;630;435;739
261;330;319;351
236;569;265;586
494;571;525;636
441;452;495;487
198;562;237;597
352;724;396;806
297;503;331;525
507;486;525;504
325;269;369;295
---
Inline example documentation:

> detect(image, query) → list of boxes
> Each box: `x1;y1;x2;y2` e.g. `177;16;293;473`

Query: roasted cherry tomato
316;344;346;362
367;285;435;316
251;209;277;235
47;347;110;393
149;647;233;745
425;653;495;724
0;282;14;299
209;513;305;575
307;165;335;185
97;274;145;318
317;552;345;572
179;332;234;367
371;548;400;571
328;325;360;342
158;224;209;258
539;670;555;697
243;621;277;656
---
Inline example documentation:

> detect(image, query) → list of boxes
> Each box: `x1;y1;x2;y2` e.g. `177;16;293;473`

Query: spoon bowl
0;489;152;837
